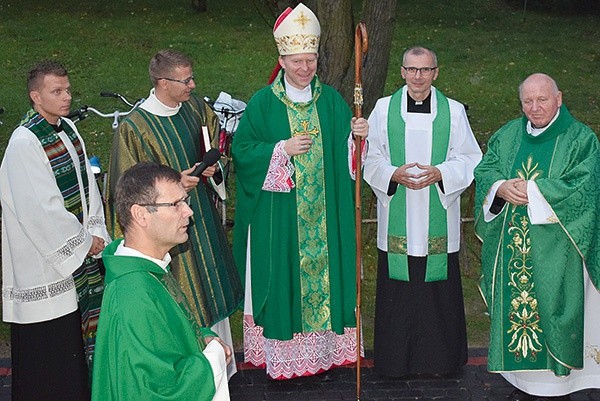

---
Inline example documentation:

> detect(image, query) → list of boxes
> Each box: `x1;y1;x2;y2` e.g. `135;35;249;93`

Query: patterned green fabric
107;94;243;327
73;257;104;376
271;77;332;332
386;89;450;282
232;71;357;340
22;110;88;220
475;105;600;374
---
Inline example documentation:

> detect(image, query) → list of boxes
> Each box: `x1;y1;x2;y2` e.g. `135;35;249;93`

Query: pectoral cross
293;120;319;137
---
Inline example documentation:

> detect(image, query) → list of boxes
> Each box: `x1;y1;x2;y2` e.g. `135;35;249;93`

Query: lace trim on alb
262;141;295;193
45;226;88;268
88;215;105;228
3;276;75;303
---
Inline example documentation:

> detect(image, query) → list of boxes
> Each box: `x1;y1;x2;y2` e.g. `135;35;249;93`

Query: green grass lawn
0;0;598;351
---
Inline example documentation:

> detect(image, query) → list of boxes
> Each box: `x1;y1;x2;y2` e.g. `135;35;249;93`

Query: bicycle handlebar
67;96;144;129
66;107;88;121
100;91;140;107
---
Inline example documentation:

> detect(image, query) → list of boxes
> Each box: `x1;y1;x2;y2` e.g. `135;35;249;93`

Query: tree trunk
313;0;354;92
191;0;208;12
359;0;396;115
265;0;298;14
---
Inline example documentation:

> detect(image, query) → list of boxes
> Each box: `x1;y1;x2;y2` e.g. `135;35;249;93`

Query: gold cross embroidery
294;11;310;29
293;120;319;137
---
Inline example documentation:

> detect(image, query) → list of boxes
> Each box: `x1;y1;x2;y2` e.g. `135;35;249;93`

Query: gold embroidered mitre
273;3;320;55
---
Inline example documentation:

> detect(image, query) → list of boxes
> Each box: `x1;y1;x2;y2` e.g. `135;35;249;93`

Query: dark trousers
11;309;90;401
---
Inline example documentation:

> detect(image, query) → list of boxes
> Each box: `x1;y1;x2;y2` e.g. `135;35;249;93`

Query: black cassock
373;250;468;377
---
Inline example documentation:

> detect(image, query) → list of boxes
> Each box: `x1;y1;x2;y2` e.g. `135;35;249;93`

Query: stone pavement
0;350;599;400
228;350;600;401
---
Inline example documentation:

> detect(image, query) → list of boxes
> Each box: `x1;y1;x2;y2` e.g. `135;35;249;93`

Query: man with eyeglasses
106;49;243;379
475;73;600;401
92;162;231;401
364;46;481;377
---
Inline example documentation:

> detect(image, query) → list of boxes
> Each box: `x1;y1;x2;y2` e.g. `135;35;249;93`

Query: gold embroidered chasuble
276;80;332;332
475;106;600;375
232;72;358;341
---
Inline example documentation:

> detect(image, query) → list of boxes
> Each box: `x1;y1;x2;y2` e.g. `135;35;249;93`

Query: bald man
475;73;600;401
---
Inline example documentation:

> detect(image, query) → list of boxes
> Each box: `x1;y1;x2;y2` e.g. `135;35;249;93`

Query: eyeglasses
402;66;438;77
158;75;195;86
137;195;191;210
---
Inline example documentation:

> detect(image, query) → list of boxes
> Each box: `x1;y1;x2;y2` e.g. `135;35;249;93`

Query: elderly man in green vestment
232;3;368;380
92;162;230;401
107;49;243;378
475;73;600;401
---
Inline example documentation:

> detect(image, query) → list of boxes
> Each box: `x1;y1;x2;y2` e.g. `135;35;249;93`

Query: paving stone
0;350;598;401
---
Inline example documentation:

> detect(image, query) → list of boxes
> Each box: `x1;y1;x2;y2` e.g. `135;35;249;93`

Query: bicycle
204;92;246;227
68;91;143;129
207;92;246;160
68;91;144;200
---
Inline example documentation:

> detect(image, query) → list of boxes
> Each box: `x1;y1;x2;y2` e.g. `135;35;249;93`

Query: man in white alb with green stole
364;47;481;377
107;50;243;378
475;73;600;401
232;3;368;380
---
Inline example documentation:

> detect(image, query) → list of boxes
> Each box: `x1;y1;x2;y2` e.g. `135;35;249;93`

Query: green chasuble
475;105;600;375
107;93;243;327
232;71;357;341
92;239;217;401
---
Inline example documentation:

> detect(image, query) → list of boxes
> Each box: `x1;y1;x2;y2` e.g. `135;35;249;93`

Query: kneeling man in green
475;73;600;401
92;162;231;401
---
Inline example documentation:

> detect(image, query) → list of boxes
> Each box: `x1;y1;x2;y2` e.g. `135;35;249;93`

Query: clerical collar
526;109;560;137
140;88;182;117
49;119;63;133
284;76;312;103
115;241;172;272
407;92;432;113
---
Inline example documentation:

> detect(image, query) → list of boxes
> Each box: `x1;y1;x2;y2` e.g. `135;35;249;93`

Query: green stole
157;270;208;352
387;88;450;282
22;110;89;219
271;76;332;333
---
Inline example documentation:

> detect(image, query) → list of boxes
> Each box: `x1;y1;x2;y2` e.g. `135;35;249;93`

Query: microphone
190;148;221;177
